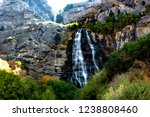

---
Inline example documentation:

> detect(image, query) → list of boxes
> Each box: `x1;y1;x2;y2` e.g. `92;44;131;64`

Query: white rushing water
53;14;57;22
72;29;88;87
72;29;100;87
86;30;99;71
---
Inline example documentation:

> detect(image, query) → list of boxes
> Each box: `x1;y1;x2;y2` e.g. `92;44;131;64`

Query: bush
104;33;150;78
0;70;39;99
65;22;79;30
80;33;150;100
103;77;150;100
56;14;63;23
63;4;74;12
145;4;150;14
0;70;80;100
40;86;56;100
40;79;79;100
79;69;108;100
82;13;140;35
120;80;150;100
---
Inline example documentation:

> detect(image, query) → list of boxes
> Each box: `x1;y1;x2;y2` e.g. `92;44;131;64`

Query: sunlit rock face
22;0;53;21
136;15;150;38
0;0;53;21
62;0;135;24
62;0;150;24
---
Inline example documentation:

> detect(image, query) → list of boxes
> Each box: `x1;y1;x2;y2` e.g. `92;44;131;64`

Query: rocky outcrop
22;0;54;21
90;14;150;53
0;21;67;77
0;0;150;81
0;0;67;77
0;0;53;21
62;14;150;86
62;0;150;24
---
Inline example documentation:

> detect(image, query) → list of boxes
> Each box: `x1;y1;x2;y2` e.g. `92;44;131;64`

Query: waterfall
71;29;100;87
72;29;88;87
54;14;57;22
86;30;100;71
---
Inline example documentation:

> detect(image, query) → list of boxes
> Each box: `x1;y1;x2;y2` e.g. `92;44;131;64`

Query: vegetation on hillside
65;21;79;30
0;33;149;100
0;32;149;100
0;70;79;100
82;12;140;35
145;4;150;14
79;33;150;100
63;4;74;12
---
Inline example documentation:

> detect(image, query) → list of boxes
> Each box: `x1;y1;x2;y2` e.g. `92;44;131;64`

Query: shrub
120;80;150;99
104;33;150;78
80;33;150;100
82;13;140;35
20;78;39;99
40;86;56;100
103;79;150;100
40;79;79;100
63;4;74;12
0;70;39;99
145;4;150;14
65;22;79;30
79;69;108;100
101;61;150;100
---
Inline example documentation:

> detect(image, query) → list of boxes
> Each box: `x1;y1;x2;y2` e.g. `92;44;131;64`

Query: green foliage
42;80;79;100
56;14;63;23
146;4;150;14
0;70;79;100
120;80;150;100
82;13;140;35
0;70;39;100
102;71;150;100
40;86;56;100
82;22;95;31
0;33;149;100
79;69;108;100
63;4;73;12
104;33;150;78
65;22;79;30
80;33;150;100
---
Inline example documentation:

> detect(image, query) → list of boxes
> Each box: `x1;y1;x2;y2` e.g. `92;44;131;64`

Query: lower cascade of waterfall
72;29;100;87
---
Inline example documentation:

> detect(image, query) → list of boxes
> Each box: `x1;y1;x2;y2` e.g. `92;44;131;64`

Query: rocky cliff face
62;0;150;24
62;13;150;87
0;0;67;77
0;0;150;82
22;0;54;21
0;21;67;77
0;0;53;21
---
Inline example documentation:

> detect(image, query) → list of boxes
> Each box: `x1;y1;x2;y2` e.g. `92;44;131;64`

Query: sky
47;0;87;13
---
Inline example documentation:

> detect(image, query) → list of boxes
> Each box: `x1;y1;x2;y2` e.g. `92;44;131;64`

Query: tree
63;4;74;12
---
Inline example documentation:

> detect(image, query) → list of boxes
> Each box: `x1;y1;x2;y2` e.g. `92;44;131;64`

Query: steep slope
0;0;67;77
80;33;150;99
0;0;53;21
